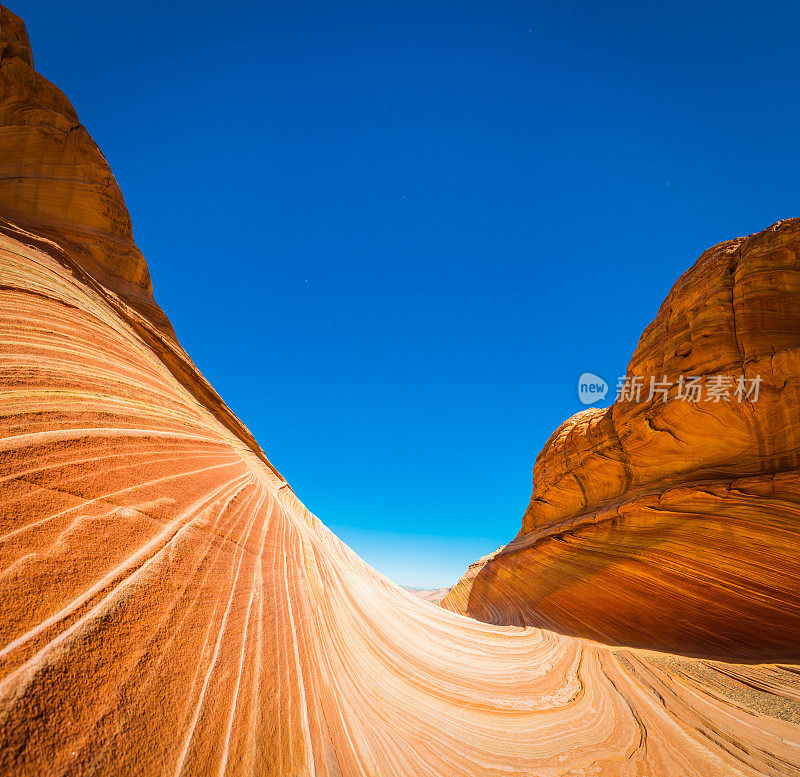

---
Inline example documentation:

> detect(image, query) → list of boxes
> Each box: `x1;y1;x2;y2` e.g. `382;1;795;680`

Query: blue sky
14;1;800;587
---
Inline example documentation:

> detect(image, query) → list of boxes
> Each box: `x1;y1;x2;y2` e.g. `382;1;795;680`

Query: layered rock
0;5;163;331
0;4;286;488
1;6;799;776
442;220;800;660
401;586;452;604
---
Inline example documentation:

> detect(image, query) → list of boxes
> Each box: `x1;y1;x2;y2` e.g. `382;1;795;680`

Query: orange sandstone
0;6;799;776
443;221;800;662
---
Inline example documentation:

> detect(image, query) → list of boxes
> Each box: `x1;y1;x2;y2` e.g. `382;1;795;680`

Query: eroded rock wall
1;6;799;775
443;220;800;660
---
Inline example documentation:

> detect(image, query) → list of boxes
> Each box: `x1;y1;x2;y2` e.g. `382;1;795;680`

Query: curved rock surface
442;220;800;663
1;6;799;776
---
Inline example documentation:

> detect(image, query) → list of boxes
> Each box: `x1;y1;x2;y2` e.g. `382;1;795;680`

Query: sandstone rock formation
442;220;800;663
401;586;452;604
1;6;799;776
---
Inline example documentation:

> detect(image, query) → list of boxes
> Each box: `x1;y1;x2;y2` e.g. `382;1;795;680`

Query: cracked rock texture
1;6;799;776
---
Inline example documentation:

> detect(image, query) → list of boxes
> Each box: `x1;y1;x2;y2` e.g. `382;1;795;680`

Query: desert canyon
1;6;799;776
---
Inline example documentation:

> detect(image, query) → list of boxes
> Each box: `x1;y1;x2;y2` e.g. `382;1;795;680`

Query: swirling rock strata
1;6;799;776
0;5;165;333
442;219;800;661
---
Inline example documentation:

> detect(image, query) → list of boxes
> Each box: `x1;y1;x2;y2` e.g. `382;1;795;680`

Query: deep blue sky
14;1;800;587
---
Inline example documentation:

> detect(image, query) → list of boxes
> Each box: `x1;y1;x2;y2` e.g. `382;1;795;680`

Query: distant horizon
13;0;800;588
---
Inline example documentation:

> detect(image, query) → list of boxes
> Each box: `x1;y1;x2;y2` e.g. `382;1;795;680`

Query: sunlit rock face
1;6;799;776
0;5;167;333
442;219;800;660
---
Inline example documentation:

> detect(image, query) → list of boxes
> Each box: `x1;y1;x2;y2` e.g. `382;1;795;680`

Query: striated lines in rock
443;221;800;663
0;5;799;776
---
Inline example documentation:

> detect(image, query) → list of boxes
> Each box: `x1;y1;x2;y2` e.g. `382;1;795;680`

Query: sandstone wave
1;6;799;776
442;220;800;663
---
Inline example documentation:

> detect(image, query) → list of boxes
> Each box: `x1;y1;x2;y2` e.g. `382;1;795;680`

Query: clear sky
13;1;800;587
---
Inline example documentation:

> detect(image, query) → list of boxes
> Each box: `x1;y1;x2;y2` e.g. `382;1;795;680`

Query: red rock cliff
443;219;800;660
0;5;163;330
1;6;799;776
